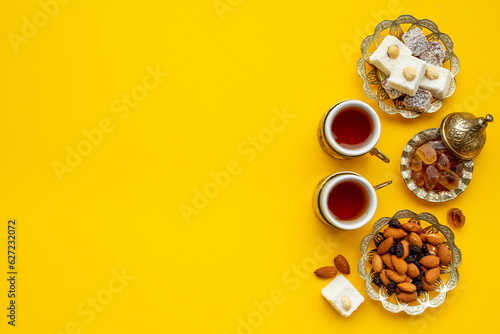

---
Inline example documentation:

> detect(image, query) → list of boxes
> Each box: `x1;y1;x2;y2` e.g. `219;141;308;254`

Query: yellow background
1;0;499;333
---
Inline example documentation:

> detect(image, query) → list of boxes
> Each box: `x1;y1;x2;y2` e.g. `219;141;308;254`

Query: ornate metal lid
440;112;493;160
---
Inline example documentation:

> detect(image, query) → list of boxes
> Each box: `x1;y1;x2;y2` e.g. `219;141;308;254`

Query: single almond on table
386;269;407;283
420;255;440;268
409;232;423;248
427;233;445;246
398;282;417;293
425;267;441;284
407;263;420;278
314;266;337;278
380;270;390;286
398;291;418;303
401;240;410;259
392;255;408;275
377;237;393;255
438;245;452;265
402;222;422;233
334;255;350;275
372;253;383;273
383;228;407;239
381;253;395;270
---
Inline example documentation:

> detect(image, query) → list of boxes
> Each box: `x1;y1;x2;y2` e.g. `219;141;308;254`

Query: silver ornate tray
401;128;474;202
358;210;462;315
357;15;460;118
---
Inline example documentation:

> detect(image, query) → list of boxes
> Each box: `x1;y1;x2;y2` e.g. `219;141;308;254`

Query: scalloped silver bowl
358;210;462;315
357;14;459;118
401;128;474;202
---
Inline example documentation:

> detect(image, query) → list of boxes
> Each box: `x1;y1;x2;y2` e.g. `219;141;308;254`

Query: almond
407;263;420;278
386;269;407;283
314;266;337;278
409;232;423;247
377;237;393;255
419;233;428;243
381;253;394;270
342;296;351;311
427;233;445;246
402;222;423;233
398;291;418;303
438;245;452;266
334;255;350;275
422;278;435;291
398;282;417;293
392;255;408;275
383;228;407;239
405;276;412;283
401;240;410;259
372;253;383;273
425;267;441;284
426;243;437;255
380;270;390;286
420;255;440;268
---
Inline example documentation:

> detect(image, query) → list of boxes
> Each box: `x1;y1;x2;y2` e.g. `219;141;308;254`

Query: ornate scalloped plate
401;128;474;202
357;14;460;118
358;210;462;315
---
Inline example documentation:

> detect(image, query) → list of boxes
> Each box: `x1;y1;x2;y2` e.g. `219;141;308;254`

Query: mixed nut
369;217;452;303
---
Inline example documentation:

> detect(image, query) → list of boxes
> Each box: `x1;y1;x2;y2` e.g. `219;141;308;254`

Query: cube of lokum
427;41;446;64
321;275;364;317
403;89;433;113
387;54;428;96
419;51;441;66
402;27;429;56
369;35;413;75
381;78;404;99
419;66;452;100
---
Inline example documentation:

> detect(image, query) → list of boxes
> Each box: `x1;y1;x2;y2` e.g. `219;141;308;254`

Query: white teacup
312;172;391;230
318;100;389;163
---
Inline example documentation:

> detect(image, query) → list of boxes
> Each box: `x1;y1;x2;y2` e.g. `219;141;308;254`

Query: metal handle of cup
369;147;390;163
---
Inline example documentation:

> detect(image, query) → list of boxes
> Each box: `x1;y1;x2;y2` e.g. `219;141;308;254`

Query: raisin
409;244;421;254
372;273;383;287
388;219;402;229
395;243;405;257
421;244;429;256
412;279;423;290
406;254;417;263
416;252;424;261
389;246;397;255
414;260;421;268
386;281;397;296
